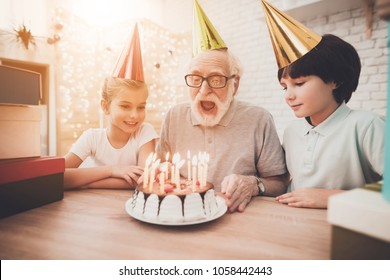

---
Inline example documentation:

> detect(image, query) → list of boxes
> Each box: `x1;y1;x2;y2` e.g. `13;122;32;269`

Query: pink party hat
111;23;145;82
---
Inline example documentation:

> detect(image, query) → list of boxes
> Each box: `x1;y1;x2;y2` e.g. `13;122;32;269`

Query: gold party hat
111;23;144;82
192;0;227;56
261;0;322;69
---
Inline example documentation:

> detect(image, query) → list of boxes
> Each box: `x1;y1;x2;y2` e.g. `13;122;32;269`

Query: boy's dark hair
277;34;361;104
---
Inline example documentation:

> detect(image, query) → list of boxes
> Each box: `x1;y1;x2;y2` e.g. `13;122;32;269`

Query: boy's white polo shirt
283;102;384;191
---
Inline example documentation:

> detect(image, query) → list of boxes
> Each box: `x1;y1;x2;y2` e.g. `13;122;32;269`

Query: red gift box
0;156;64;218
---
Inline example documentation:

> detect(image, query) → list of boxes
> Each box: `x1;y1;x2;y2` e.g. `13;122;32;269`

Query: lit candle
159;171;165;194
192;155;197;190
149;159;160;192
165;152;170;180
161;161;169;184
198;153;203;187
203;153;209;187
176;159;185;190
143;153;154;189
160;163;167;183
149;167;155;192
171;153;179;184
187;150;191;181
171;164;175;184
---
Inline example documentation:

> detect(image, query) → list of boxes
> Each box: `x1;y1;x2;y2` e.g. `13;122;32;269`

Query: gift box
0;156;65;218
0;104;42;159
328;188;390;259
0;64;42;105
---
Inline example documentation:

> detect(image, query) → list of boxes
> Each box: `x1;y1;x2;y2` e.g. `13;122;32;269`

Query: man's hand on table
221;174;258;212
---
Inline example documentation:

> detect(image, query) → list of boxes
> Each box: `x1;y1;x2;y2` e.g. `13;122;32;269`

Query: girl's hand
111;166;144;187
275;188;344;209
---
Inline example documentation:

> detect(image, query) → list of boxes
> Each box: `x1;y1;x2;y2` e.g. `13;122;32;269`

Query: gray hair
188;49;243;77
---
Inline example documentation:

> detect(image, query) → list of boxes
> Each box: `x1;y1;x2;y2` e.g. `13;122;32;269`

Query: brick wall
196;0;388;137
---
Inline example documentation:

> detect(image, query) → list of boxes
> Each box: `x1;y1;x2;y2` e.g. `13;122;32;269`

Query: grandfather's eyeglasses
185;74;236;89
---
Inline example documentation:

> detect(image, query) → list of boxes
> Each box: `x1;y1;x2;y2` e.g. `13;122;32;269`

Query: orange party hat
192;0;227;56
261;0;322;69
111;23;144;82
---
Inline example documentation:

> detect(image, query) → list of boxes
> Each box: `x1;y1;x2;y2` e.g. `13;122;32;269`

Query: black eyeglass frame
184;74;236;89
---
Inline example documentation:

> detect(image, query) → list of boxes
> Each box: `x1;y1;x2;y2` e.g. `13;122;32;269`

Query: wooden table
0;189;331;260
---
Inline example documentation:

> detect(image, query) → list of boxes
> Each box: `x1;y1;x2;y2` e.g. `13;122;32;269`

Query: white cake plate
125;195;227;226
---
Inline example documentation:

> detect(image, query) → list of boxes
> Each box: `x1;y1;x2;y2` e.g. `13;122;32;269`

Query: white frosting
183;193;206;222
159;195;184;223
132;189;218;223
143;194;159;220
204;189;218;217
132;191;145;216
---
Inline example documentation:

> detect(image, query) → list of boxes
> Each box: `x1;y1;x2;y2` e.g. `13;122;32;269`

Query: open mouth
200;101;216;113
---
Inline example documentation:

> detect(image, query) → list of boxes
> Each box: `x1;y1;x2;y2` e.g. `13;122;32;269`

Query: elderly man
157;49;289;212
156;1;288;212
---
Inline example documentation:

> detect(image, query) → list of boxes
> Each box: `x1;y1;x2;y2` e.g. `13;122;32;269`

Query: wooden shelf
262;0;372;37
278;0;363;21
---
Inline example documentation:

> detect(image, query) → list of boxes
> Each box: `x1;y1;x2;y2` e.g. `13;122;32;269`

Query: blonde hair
101;77;148;105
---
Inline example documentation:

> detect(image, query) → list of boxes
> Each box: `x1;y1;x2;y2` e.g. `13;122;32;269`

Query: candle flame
192;155;198;165
160;162;168;172
172;152;180;163
199;153;205;164
151;159;161;170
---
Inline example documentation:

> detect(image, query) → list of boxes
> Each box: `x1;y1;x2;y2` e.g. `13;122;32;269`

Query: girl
64;77;159;190
276;34;385;209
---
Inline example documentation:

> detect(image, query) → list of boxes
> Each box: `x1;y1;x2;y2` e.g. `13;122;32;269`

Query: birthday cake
130;180;220;223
